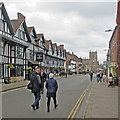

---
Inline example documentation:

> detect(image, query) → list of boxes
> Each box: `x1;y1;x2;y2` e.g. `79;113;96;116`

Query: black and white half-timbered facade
0;2;66;82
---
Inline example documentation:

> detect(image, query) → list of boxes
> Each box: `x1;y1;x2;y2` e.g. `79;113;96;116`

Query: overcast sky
2;0;117;63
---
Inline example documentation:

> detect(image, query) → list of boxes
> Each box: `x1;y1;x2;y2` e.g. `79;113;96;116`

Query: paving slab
85;82;118;118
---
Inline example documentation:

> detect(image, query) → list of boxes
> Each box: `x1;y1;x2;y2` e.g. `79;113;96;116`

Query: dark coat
30;71;42;93
46;78;58;97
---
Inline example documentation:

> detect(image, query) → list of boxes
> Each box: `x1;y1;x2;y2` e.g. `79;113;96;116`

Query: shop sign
36;52;43;62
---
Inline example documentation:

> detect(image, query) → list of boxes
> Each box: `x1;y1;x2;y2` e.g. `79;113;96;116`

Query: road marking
67;84;90;120
0;86;26;95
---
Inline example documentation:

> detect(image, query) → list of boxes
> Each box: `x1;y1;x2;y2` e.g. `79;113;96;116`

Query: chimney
60;45;64;49
17;13;25;21
116;1;120;25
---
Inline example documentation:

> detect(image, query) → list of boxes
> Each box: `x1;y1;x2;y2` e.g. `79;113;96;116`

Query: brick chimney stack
116;1;120;25
17;13;25;21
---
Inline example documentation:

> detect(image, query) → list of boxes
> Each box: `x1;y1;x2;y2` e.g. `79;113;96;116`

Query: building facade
82;51;99;73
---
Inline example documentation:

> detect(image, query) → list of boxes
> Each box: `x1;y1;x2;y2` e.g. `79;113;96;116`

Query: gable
0;3;14;35
15;21;30;42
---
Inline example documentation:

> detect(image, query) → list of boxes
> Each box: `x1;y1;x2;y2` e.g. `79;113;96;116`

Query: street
2;74;91;118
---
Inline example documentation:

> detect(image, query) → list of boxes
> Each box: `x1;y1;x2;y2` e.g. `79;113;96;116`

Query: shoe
36;106;39;109
31;104;36;110
55;104;58;109
47;106;50;112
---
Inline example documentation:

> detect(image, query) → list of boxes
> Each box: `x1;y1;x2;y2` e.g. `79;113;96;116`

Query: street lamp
105;29;113;32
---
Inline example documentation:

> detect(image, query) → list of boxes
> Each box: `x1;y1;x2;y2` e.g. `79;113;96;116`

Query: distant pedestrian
40;69;47;94
96;71;100;83
47;71;51;79
90;72;93;81
108;73;114;87
100;71;103;82
30;68;42;110
46;73;58;112
103;72;106;84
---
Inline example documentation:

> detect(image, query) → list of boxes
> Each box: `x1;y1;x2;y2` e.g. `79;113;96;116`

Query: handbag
27;82;33;89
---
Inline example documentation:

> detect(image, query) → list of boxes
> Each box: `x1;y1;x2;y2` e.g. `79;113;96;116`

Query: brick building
116;0;120;86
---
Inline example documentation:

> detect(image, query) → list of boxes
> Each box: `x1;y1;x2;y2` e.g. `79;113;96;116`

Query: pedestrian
30;67;42;110
46;73;58;112
96;71;100;83
113;73;118;86
100;71;103;82
41;69;47;94
108;73;114;87
103;72;106;84
47;71;51;79
90;72;93;81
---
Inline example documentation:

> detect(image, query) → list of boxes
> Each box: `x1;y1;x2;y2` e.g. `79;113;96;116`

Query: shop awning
28;60;39;65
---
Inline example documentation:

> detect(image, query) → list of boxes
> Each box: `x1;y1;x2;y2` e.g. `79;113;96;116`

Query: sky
2;0;118;64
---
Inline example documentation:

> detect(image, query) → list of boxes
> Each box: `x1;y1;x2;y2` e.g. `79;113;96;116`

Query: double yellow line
0;86;26;95
67;84;90;120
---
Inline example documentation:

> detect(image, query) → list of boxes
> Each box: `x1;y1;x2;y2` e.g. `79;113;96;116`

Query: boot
55;104;58;109
47;106;50;112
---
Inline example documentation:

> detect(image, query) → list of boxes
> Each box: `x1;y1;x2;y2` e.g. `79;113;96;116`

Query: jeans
103;78;106;83
33;91;41;107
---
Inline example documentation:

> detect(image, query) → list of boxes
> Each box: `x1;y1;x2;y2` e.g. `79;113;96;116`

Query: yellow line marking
0;86;26;95
71;88;88;119
67;84;90;120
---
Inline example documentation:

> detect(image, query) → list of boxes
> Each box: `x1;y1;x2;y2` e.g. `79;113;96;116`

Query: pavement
85;81;118;119
1;74;73;92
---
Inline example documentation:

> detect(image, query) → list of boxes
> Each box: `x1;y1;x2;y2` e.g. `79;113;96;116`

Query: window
0;40;3;55
30;50;33;60
10;64;15;77
0;19;3;31
11;46;15;57
18;29;25;40
16;46;23;58
4;44;8;56
0;64;3;78
16;65;23;76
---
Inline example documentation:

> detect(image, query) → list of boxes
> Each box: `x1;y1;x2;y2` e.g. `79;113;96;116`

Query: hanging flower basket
8;64;14;70
27;66;32;71
47;67;50;69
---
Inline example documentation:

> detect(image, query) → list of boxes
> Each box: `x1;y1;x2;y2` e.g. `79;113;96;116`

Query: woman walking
46;73;58;112
103;72;106;84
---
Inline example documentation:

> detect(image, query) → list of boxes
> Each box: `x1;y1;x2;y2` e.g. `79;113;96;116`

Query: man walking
90;72;93;81
30;67;42;110
46;73;58;112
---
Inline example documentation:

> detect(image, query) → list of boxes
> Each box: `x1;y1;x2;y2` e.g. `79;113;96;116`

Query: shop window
4;64;8;77
16;65;23;76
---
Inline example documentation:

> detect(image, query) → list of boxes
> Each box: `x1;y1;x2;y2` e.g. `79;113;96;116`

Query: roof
28;27;37;38
11;20;22;32
57;46;61;52
27;27;33;34
0;3;14;35
52;43;57;51
35;34;45;43
11;13;25;33
44;39;52;50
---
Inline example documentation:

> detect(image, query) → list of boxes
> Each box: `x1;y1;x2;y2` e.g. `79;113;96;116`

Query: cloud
3;1;117;63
